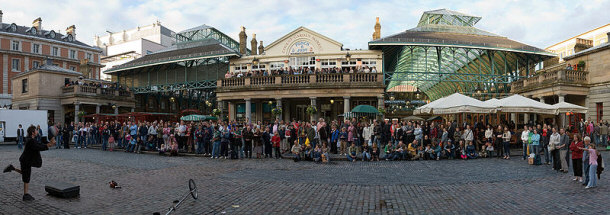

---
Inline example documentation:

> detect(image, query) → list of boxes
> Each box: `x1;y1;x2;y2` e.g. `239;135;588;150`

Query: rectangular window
12;41;20;51
320;59;337;68
234;64;247;73
252;64;266;71
597;102;603;122
69;50;76;59
70;66;76;71
22;79;28;93
32;44;41;54
269;62;285;69
52;47;59;56
32;61;40;69
86;53;92;61
11;59;20;72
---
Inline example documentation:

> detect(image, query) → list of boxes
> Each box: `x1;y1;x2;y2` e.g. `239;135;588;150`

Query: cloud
1;0;608;50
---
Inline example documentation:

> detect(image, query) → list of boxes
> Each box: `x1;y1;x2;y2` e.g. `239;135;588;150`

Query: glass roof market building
369;9;556;101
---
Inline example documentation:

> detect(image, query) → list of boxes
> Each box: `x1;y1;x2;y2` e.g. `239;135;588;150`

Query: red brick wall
0;38;9;50
60;48;68;58
22;41;31;53
42;44;50;55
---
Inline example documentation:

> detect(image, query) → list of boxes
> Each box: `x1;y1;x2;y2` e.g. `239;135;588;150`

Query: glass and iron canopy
369;9;556;101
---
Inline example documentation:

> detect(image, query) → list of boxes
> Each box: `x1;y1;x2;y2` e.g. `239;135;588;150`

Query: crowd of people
64;76;129;92
20;116;606;189
225;65;378;78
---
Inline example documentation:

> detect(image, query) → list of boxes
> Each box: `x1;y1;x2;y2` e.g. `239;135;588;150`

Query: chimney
239;26;247;55
250;33;258;55
66;25;76;38
607;32;610;44
372;17;381;40
0;10;3;23
574;38;593;53
33;17;42;31
258;41;264;55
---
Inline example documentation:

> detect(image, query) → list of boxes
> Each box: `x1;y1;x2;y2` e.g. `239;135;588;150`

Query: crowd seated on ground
64;77;129;92
225;65;378;79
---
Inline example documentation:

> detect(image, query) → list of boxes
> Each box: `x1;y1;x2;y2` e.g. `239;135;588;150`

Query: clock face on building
289;40;314;55
68;34;73;42
31;27;37;35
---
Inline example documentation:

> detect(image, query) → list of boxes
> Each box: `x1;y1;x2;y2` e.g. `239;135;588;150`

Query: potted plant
577;61;586;71
212;108;221;117
271;107;282;117
77;111;86;118
306;106;317;115
377;107;386;115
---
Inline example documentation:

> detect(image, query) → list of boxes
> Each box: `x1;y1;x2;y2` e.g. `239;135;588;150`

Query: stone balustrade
510;66;588;93
218;73;383;90
62;85;133;99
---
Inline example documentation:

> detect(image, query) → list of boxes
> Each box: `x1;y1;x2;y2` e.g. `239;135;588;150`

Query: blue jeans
55;135;62;149
17;136;24;149
127;144;136;152
212;141;221;158
347;152;357;161
582;161;590;185
522;142;528;159
102;135;109;150
362;152;371;161
601;135;608;146
197;141;204;154
503;142;511;157
587;164;598;187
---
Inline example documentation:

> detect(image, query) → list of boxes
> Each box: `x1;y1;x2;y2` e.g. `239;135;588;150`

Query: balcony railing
218;73;383;90
511;66;588;93
62;85;134;99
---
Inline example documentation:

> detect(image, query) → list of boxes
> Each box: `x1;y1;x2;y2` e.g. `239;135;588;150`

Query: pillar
539;97;545;104
228;102;236;121
131;107;135;112
96;104;101;114
245;98;252;123
310;97;317;122
560;113;566;129
114;106;119;114
276;98;283;121
524;113;530;125
343;96;350;115
511;113;516;124
558;94;565;103
377;96;384;119
74;103;80;124
217;101;225;121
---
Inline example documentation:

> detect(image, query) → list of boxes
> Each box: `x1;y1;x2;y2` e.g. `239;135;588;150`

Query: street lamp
253;58;259;65
268;101;273;105
345;52;351;62
170;97;176;103
415;89;421;99
330;99;334;104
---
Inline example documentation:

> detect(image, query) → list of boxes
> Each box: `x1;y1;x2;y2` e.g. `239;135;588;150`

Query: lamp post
345;52;351;62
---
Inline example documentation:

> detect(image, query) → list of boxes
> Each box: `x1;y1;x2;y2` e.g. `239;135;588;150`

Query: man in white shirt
521;125;530;160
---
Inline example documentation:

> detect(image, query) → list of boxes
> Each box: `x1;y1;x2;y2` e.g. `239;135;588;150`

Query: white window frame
269;62;285;70
69;50;77;59
11;40;21;51
86;53;92;61
233;64;247;73
290;56;315;69
320;59;337;68
22;79;28;93
52;47;60;56
32;61;40;69
32;43;41;54
69;66;76;71
11;58;21;72
341;60;357;67
252;64;266;71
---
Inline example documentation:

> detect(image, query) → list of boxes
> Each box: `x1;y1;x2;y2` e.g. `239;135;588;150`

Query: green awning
351;105;380;114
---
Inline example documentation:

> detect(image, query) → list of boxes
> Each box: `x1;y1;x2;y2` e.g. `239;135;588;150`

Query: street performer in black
4;125;54;201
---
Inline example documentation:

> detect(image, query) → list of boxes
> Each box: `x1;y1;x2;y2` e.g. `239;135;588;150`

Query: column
343;96;350;115
276;98;283;121
310;97;317;122
524;113;529;125
510;113;516;124
131;107;135;112
228;102;235;121
558;94;565;103
74;103;80;124
560;113;566;129
96;104;101;114
245;98;252;123
377;96;384;119
217;101;224;120
114;106;119;114
539;96;545;104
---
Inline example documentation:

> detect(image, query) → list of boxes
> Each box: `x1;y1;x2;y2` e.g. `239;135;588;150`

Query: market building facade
216;26;384;122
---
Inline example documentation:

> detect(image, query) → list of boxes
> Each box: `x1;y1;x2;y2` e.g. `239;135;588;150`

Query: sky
1;0;609;50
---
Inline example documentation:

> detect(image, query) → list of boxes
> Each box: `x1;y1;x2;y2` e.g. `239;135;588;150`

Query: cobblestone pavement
1;145;608;214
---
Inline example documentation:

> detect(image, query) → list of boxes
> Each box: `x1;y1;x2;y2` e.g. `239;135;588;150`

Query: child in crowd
339;127;348;156
466;141;477;159
272;131;282;159
371;143;380;161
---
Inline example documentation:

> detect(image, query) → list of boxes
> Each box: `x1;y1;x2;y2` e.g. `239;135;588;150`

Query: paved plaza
0;146;608;214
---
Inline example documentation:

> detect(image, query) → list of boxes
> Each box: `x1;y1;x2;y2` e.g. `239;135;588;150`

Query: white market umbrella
495;94;557;115
551;102;588;114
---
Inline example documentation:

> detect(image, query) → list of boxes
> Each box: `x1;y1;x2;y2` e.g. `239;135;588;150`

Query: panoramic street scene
0;0;609;214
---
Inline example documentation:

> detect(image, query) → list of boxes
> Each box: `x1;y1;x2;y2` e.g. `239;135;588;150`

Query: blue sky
1;0;609;49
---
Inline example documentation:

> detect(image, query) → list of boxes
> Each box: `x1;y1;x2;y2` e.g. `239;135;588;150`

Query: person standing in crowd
243;125;253;159
263;127;272;158
569;134;584;182
4;125;55;201
17;124;25;150
580;143;599;189
502;126;512;159
549;128;561;171
272;131;282;159
558;128;570;173
521;125;530;160
600;121;608;147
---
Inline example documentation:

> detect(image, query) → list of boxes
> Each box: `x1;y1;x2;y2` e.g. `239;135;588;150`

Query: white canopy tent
551;102;588;113
494;94;557;115
414;93;496;115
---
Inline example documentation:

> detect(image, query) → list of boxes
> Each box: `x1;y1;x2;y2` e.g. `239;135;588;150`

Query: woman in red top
272;131;282;159
569;134;584;182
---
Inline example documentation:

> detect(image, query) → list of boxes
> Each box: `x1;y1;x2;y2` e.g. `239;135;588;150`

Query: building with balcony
95;21;176;81
217;26;384;122
512;32;610;124
546;23;610;62
11;59;135;124
0;10;103;107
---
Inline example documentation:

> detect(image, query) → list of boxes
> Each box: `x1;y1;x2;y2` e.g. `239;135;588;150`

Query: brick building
0;10;103;106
